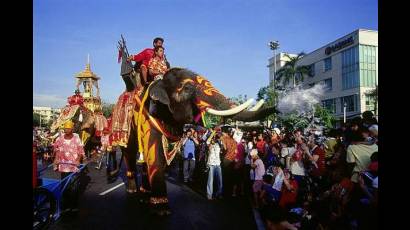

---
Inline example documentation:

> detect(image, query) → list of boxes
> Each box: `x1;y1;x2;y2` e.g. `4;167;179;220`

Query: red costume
67;94;84;106
131;48;154;67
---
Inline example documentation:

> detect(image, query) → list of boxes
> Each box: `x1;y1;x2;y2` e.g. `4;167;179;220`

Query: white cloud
33;93;66;108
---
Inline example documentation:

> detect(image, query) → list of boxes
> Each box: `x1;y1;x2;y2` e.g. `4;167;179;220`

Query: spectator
251;149;265;208
287;137;306;186
279;169;299;210
232;139;246;197
271;128;281;145
307;135;326;179
263;206;298;230
323;129;340;160
220;128;238;197
362;111;378;128
346;130;378;183
368;124;378;144
280;138;295;169
244;137;254;196
271;164;284;203
256;133;267;158
182;129;199;183
259;174;275;208
206;134;223;200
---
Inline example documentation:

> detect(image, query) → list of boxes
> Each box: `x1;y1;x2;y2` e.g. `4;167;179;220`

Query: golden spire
76;55;100;80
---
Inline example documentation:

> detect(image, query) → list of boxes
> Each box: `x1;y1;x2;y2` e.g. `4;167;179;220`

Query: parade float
50;56;107;150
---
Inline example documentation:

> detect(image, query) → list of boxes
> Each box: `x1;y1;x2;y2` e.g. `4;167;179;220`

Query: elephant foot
149;197;171;216
126;178;138;194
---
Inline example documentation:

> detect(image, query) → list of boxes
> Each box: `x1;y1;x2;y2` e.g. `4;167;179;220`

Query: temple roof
75;55;100;80
75;63;100;80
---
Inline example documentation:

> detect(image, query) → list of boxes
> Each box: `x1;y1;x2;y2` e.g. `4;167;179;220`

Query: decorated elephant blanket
111;88;143;147
51;104;80;132
94;114;108;137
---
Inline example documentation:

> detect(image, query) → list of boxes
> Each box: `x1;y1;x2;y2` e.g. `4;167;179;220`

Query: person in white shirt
206;135;223;200
243;139;254;196
251;149;265;208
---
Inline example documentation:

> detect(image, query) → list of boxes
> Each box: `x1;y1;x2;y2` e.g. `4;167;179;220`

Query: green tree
275;52;311;88
33;112;40;126
203;113;221;128
230;94;247;105
313;104;336;130
365;85;378;116
256;86;279;124
102;101;115;117
277;113;310;132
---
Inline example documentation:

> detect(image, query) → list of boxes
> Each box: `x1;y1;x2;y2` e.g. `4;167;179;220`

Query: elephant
114;37;278;215
51;105;102;155
117;65;277;216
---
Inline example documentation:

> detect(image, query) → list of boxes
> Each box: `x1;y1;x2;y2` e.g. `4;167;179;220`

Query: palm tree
366;85;378;116
275;52;311;88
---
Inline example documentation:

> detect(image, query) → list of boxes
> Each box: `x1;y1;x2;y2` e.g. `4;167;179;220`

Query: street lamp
269;40;280;89
343;102;347;124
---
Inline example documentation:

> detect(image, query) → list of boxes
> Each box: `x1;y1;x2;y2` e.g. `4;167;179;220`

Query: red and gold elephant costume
111;67;277;215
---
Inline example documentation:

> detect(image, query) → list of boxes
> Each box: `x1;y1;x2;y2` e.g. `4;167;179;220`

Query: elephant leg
123;128;138;194
145;131;171;215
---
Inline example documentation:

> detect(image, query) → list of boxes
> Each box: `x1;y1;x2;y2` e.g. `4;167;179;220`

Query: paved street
44;155;258;230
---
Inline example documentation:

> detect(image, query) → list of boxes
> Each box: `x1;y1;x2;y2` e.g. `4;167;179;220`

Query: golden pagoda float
51;56;108;149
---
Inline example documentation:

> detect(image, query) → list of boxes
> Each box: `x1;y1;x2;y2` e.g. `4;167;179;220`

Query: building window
341;95;358;112
308;63;315;77
342;46;359;90
359;45;377;87
323;78;332;91
322;99;336;113
324;57;332;72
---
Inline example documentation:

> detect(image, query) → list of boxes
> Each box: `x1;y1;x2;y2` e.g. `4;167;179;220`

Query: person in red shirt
279;169;298;210
256;133;267;158
308;136;326;177
127;37;165;85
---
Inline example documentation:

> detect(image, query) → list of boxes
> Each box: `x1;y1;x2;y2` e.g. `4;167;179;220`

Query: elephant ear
149;80;170;106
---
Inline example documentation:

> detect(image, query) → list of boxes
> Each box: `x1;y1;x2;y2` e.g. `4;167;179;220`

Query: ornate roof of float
75;55;100;80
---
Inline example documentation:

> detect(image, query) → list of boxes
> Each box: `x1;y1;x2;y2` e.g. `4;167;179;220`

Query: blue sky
33;0;377;108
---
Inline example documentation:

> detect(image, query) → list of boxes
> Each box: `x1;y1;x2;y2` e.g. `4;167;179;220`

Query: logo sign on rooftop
325;36;354;55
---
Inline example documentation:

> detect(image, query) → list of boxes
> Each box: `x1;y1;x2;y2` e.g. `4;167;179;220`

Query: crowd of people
34;36;379;229
34;110;379;228
175;111;378;230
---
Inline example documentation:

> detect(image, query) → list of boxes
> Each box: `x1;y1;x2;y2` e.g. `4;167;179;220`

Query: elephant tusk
206;98;255;116
248;99;265;111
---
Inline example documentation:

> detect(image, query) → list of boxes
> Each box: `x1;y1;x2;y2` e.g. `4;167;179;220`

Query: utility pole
269;41;280;89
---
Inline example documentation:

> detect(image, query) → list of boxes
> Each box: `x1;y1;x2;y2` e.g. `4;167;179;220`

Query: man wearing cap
53;120;85;212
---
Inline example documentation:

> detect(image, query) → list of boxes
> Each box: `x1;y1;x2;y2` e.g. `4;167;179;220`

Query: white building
33;106;61;124
267;52;297;87
268;29;378;122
